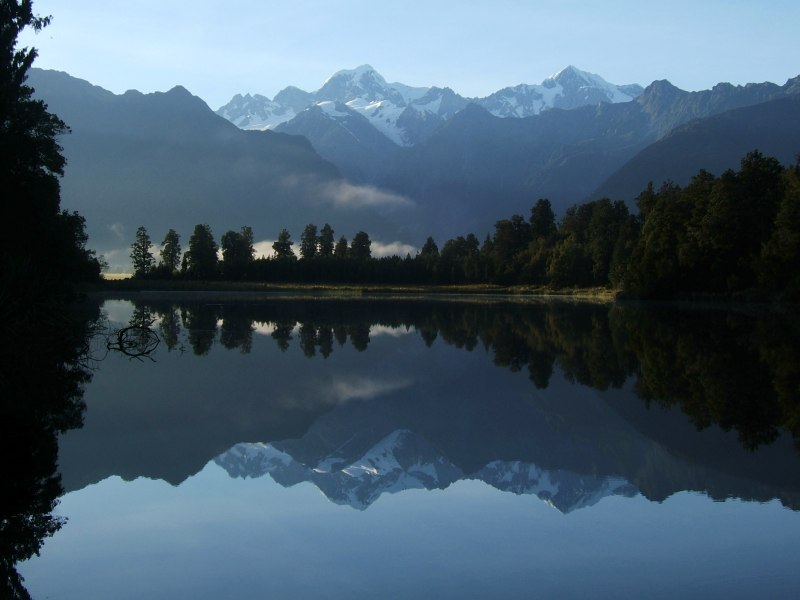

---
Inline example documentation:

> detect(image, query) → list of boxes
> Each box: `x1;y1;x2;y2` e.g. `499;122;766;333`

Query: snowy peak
214;431;639;512
545;65;642;105
479;66;642;118
475;460;638;513
273;85;315;113
216;430;462;510
216;92;295;129
318;64;395;102
217;65;642;143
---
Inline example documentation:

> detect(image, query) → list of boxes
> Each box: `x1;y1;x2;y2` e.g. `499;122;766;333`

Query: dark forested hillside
591;95;800;202
370;75;800;240
28;69;417;269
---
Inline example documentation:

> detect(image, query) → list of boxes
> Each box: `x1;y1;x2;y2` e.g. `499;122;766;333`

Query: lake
12;294;800;599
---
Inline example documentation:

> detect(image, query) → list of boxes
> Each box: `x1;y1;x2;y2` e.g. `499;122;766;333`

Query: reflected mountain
216;435;638;513
56;296;800;515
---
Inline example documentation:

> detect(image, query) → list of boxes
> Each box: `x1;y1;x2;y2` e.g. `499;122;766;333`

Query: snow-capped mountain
216;64;640;146
478;65;643;118
217;92;298;130
215;430;463;510
475;460;638;513
214;431;639;512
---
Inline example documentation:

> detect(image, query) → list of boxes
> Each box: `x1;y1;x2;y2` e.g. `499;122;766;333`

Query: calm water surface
16;296;800;599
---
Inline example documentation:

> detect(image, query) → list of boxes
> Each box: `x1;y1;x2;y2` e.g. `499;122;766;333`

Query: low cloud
371;240;418;257
102;247;133;274
253;239;277;259
271;375;414;411
253;238;415;259
330;376;414;403
320;181;414;209
370;325;415;337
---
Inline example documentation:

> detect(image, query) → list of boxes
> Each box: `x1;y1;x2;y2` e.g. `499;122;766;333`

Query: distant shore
83;278;618;302
76;278;800;310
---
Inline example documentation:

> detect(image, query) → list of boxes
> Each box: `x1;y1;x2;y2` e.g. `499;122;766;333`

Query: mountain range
217;65;644;147
29;65;800;270
215;433;638;513
221;64;800;238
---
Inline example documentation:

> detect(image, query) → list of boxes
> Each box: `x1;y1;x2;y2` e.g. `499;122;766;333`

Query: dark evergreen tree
440;234;480;283
159;229;181;274
318;223;335;257
760;161;800;295
130;226;154;278
334;235;349;258
272;228;295;259
530;198;557;239
489;215;531;282
419;236;439;258
221;226;254;278
184;224;218;279
350;231;372;260
1;0;101;286
300;223;318;259
623;182;687;296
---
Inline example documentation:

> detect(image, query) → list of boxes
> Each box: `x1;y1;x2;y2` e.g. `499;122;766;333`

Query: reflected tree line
3;295;799;595
125;298;800;451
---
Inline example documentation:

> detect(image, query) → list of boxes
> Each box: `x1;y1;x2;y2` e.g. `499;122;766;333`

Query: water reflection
0;295;98;598
129;296;800;450
54;296;800;513
15;295;800;598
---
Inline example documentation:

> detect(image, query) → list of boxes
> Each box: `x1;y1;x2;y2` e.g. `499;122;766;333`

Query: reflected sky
18;297;800;598
21;464;800;600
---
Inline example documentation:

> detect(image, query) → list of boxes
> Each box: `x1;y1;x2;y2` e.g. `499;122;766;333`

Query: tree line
130;151;799;299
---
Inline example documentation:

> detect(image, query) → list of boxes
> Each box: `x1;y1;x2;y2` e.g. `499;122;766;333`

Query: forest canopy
128;151;799;300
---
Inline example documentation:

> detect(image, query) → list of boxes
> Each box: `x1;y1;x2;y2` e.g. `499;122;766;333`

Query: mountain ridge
28;68;419;271
218;64;642;147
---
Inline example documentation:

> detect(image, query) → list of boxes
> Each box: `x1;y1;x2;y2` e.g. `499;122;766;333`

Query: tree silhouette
159;229;181;275
350;231;372;260
1;0;101;287
184;224;218;279
318;223;335;257
300;223;318;259
272;228;295;260
130;226;154;278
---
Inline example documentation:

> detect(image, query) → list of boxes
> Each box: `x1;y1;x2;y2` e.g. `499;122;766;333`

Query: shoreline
78;279;799;311
81;279;617;304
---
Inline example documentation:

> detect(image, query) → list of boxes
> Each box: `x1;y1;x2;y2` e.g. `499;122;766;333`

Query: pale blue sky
20;0;800;109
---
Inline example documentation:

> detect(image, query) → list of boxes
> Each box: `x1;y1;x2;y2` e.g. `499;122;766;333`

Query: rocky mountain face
591;93;800;201
217;65;640;148
479;65;643;117
218;65;799;235
28;68;416;269
215;433;638;512
29;65;800;269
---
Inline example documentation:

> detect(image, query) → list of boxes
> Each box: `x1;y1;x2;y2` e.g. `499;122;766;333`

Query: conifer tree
159;229;181;273
319;223;335;257
300;223;318;259
130;226;154;277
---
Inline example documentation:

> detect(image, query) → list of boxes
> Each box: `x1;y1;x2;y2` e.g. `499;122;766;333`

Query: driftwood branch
106;322;160;361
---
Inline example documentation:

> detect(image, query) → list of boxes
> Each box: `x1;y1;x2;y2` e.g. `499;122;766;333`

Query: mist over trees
128;151;799;300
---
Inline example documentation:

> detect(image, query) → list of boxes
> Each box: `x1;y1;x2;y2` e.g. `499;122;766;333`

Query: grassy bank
84;278;619;302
